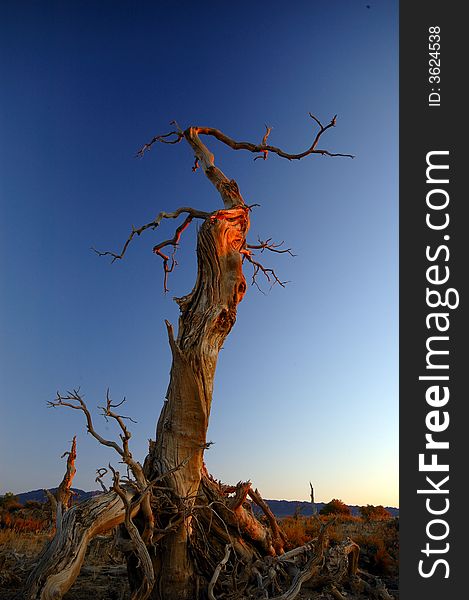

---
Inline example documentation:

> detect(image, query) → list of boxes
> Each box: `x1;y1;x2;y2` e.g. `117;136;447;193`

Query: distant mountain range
11;488;399;518
15;488;102;505
254;499;399;518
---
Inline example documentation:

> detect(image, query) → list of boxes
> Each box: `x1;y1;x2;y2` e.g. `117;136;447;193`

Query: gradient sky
0;1;398;506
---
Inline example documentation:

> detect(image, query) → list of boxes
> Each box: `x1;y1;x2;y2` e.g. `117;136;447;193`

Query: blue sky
0;1;398;506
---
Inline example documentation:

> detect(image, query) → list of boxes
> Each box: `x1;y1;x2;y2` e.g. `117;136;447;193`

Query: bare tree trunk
143;202;249;598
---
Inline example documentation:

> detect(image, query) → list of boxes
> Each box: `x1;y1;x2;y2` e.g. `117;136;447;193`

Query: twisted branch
92;207;210;261
48;389;155;541
241;248;289;291
208;544;231;600
137;114;354;161
247;237;295;256
92;206;210;292
111;467;155;600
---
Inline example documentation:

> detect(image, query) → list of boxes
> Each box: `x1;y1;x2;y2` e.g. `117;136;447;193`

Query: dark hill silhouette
10;489;399;518
14;488;102;505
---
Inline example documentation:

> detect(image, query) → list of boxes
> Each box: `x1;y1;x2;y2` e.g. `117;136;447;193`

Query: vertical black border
400;3;465;597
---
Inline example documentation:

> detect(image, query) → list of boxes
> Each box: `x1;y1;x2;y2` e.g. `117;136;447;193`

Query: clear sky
0;1;398;507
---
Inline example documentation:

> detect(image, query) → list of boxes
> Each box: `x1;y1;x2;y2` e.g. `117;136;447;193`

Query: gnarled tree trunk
143;205;249;598
140;127;250;598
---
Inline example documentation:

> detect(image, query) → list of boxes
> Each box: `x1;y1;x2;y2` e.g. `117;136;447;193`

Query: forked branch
48;389;155;543
241;248;289;291
247;237;295;256
48;389;146;489
137;114;354;161
93;206;210;292
111;466;155;600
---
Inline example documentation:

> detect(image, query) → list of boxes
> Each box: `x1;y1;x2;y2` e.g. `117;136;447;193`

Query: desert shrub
0;509;47;533
13;517;46;533
354;535;395;575
352;519;399;576
281;516;320;548
0;511;13;529
319;499;351;517
359;504;392;521
0;492;19;510
24;500;43;510
279;513;398;578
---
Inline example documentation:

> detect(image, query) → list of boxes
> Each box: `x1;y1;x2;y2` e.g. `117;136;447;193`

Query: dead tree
42;436;77;528
310;482;317;516
23;116;391;600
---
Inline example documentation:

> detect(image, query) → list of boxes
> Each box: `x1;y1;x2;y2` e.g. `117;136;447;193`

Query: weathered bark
56;435;77;509
143;202;250;598
25;490;130;600
43;488;57;528
42;436;77;531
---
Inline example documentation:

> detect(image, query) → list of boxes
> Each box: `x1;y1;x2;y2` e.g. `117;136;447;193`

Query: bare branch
208;544;231;600
135;115;351;213
247;236;296;256
49;390;124;457
153;214;193;293
189;114;353;161
227;481;251;511
49;388;158;546
254;125;273;161
136;130;184;157
92;206;211;291
111;467;155;600
95;468;109;493
249;487;286;554
137;114;353;163
48;389;147;490
269;521;332;600
241;248;289;292
92;206;210;263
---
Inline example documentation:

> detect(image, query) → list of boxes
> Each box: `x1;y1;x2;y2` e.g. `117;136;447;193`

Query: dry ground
0;516;398;599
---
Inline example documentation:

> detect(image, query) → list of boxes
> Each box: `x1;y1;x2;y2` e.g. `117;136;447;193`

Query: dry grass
0;528;51;557
0;529;129;600
281;514;399;578
0;506;398;599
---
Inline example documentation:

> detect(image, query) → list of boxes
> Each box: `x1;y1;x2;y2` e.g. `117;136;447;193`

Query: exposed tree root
23;473;394;600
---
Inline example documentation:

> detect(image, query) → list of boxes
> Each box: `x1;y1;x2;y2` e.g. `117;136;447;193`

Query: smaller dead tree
25;390;159;600
43;436;77;527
